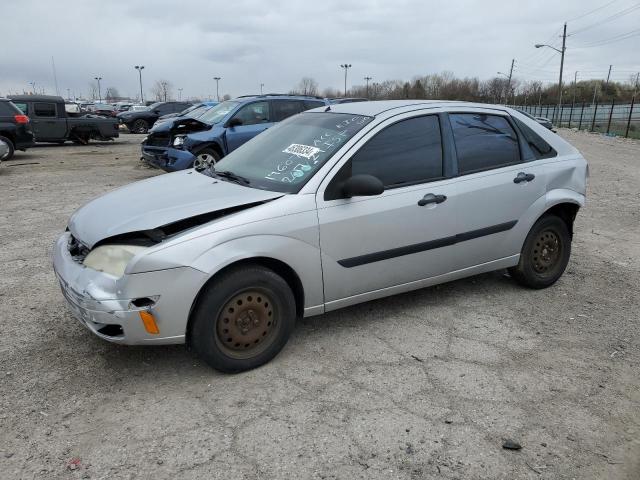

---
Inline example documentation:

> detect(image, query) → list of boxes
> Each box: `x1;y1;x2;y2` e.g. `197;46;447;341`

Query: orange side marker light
139;311;159;334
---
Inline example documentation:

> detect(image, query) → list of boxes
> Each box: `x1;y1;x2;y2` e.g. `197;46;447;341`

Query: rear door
447;110;547;270
316;113;458;306
31;102;67;140
224;101;272;152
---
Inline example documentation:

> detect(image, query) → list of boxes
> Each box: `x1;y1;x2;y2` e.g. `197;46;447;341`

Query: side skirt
323;255;520;313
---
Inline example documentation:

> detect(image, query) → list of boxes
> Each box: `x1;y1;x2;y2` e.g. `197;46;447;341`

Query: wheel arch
185;256;305;346
195;141;225;159
542;202;580;237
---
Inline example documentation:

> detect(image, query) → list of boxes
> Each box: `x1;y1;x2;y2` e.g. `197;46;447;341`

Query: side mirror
226;117;243;128
342;174;384;198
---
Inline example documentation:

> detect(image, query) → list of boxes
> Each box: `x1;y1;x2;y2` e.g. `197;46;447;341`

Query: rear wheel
509;214;571;289
0;136;15;161
193;148;221;171
190;266;296;373
131;119;149;134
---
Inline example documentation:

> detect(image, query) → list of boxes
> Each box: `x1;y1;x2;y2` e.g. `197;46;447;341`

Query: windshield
198;100;238;125
204;112;373;193
186;105;211;119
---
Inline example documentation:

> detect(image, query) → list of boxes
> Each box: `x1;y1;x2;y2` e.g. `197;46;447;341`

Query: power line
571;3;640;35
573;27;640;47
567;0;620;22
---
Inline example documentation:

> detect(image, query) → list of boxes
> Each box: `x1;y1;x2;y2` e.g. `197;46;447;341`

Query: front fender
190;235;324;314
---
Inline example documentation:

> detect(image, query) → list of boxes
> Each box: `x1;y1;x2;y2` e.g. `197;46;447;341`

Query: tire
509;214;571;289
0;136;15;161
131;119;149;134
190;266;297;373
193;147;221;171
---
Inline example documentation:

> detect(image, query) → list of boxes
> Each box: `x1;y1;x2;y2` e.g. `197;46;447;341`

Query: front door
225;101;272;152
316;114;458;306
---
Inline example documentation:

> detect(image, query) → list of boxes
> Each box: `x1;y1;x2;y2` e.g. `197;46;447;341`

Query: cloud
1;0;638;99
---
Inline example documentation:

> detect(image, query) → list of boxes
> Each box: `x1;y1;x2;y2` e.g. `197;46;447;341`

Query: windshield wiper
211;169;251;186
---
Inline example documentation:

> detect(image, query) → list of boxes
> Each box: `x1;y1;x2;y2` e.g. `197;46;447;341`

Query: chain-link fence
514;98;639;139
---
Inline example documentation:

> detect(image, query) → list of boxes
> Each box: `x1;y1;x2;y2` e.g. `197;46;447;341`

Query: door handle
418;193;447;206
513;172;535;183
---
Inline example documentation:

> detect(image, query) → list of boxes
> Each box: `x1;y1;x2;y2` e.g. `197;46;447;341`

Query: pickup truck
9;95;119;144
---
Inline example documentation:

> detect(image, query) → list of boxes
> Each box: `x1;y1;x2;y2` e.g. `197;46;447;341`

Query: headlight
173;135;186;147
83;244;147;277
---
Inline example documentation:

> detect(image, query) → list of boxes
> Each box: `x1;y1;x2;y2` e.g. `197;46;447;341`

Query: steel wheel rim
532;229;562;274
214;289;279;359
194;153;216;171
0;140;9;160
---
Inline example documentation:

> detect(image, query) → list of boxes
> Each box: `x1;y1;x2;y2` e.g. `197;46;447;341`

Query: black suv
0;98;34;161
116;101;192;133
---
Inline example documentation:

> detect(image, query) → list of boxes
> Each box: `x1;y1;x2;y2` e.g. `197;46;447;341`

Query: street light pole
213;77;221;101
135;66;145;103
260;83;264;95
340;64;352;97
364;76;372;98
94;76;102;102
178;88;183;100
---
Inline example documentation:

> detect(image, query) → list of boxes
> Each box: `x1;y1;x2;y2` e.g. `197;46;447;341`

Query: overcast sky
2;0;639;101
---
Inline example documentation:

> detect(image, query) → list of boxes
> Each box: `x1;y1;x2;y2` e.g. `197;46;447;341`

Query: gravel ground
0;130;638;479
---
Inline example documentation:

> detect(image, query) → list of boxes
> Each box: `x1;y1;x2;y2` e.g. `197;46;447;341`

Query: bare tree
88;81;98;101
294;77;319;96
104;87;120;102
151;80;173;101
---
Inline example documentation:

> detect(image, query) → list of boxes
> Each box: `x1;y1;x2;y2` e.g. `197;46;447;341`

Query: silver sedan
53;100;588;372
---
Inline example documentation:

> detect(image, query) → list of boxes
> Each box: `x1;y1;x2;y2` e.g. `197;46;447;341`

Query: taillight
14;114;29;124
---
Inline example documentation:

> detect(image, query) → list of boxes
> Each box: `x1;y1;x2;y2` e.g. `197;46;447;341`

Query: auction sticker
283;144;322;159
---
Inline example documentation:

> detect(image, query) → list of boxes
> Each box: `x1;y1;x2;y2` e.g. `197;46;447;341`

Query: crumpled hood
69;170;283;248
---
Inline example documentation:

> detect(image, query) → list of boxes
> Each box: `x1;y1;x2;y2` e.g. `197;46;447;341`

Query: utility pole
29;81;36;94
633;72;639;97
260;83;264;95
94;76;102;102
604;65;613;95
213;77;221;101
178;88;183;100
572;71;578;105
557;22;567;123
340;64;352;97
364;76;372;98
507;58;515;99
134;66;145;103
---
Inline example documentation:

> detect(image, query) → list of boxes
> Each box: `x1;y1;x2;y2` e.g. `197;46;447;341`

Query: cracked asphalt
0;130;638;479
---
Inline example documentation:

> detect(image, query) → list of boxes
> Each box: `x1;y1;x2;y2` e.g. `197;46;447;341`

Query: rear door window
33;102;57;117
271;100;303;122
449;113;521;174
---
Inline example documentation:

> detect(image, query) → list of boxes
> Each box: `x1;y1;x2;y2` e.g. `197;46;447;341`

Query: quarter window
450;113;520;174
271;100;303;122
232;101;270;126
512;117;557;160
350;115;444;187
33;103;57;117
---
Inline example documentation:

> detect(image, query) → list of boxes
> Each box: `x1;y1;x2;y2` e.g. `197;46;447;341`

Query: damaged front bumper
52;232;207;345
141;146;197;172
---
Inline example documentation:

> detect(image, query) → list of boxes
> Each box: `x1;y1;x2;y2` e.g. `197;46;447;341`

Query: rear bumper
52;232;208;345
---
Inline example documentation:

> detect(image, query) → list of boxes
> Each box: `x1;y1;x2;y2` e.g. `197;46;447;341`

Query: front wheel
131;119;149;134
509;214;571;289
193;148;221;171
190;266;297;373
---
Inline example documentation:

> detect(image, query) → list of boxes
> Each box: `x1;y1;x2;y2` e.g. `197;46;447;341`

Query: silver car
53;101;588;372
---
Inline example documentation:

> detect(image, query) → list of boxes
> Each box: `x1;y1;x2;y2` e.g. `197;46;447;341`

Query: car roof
234;94;328;103
8;94;65;103
314;100;513;118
